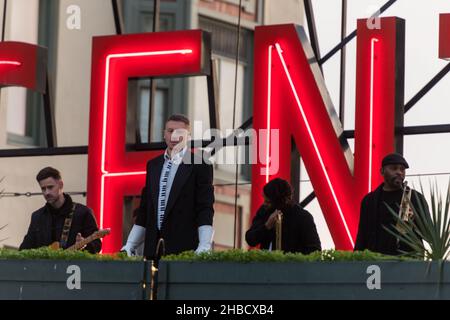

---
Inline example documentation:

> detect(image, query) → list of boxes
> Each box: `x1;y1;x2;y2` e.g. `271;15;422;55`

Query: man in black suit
20;167;101;253
121;114;214;258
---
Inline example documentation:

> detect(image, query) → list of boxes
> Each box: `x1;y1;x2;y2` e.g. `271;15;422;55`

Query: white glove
195;225;214;254
121;225;146;256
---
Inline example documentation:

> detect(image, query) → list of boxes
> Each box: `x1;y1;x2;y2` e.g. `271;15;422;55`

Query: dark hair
36;167;61;182
263;178;295;210
166;114;190;126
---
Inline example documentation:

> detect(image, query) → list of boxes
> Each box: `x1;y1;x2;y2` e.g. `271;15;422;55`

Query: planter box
0;260;152;300
157;261;450;300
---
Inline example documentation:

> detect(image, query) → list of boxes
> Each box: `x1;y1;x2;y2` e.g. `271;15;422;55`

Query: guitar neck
67;234;98;251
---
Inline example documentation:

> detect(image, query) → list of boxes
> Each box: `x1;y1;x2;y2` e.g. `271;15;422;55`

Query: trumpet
275;210;283;251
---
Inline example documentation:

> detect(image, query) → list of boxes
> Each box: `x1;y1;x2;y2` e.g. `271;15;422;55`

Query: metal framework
43;74;56;147
1;0;7;42
111;0;124;35
339;0;347;122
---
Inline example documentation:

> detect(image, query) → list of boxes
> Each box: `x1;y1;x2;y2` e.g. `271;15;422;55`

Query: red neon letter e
87;30;210;252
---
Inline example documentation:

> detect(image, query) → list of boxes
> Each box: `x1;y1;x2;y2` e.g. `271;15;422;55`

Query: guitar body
48;229;110;251
49;242;62;250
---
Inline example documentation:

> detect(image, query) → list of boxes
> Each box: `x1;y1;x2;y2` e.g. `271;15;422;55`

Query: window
6;0;57;147
6;88;46;147
137;80;169;143
199;16;254;181
122;0;190;145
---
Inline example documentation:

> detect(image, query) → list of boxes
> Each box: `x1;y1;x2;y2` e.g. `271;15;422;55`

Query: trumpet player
245;178;321;254
354;153;429;255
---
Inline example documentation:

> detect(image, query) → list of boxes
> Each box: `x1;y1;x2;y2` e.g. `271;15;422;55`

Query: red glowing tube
252;19;404;249
439;14;450;60
87;30;210;252
0;41;46;92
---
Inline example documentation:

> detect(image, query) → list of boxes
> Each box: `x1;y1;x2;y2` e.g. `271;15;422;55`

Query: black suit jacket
136;152;214;259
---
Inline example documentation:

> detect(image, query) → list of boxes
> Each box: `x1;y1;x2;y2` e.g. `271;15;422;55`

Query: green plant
162;249;412;263
385;181;450;261
0;247;143;261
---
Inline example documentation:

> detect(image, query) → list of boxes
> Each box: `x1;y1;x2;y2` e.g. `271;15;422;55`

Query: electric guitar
49;228;110;251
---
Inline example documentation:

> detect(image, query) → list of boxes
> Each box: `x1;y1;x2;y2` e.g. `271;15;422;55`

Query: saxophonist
355;153;429;255
245;178;321;254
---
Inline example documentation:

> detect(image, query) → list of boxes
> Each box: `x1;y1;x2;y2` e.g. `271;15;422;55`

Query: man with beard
354;153;428;255
20;167;101;253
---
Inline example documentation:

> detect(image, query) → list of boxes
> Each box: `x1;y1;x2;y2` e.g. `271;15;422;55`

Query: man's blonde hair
167;114;190;127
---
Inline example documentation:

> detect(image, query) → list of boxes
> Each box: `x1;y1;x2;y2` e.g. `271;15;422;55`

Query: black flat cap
381;153;409;169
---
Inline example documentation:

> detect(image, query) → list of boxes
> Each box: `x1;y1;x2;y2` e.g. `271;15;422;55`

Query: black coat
354;183;429;255
135;152;214;259
245;204;322;254
19;194;101;253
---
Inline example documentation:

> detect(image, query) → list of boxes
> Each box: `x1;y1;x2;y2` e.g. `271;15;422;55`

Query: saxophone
275;210;283;251
397;181;413;234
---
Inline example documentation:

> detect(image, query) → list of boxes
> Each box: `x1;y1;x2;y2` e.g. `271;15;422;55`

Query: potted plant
158;181;450;300
385;181;450;261
0;176;153;300
156;248;450;300
0;247;152;300
383;181;450;298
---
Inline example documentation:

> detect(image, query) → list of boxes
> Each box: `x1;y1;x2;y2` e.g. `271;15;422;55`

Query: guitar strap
60;203;76;248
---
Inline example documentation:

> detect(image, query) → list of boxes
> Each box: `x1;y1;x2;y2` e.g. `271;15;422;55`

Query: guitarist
19;167;101;253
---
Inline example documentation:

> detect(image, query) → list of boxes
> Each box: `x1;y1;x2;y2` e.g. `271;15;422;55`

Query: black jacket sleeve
412;191;430;222
245;207;273;248
195;163;214;227
354;196;369;251
82;208;102;254
135;186;148;227
410;190;431;245
19;213;38;250
299;211;322;254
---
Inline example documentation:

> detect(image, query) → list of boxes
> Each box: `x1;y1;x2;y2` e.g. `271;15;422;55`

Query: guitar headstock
93;228;111;239
67;228;111;251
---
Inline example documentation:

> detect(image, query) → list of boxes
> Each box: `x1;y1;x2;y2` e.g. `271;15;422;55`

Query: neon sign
440;14;450;60
252;18;405;249
86;30;210;252
0;41;46;92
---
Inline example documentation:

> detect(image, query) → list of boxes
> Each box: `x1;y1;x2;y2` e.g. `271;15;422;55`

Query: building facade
0;0;304;250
